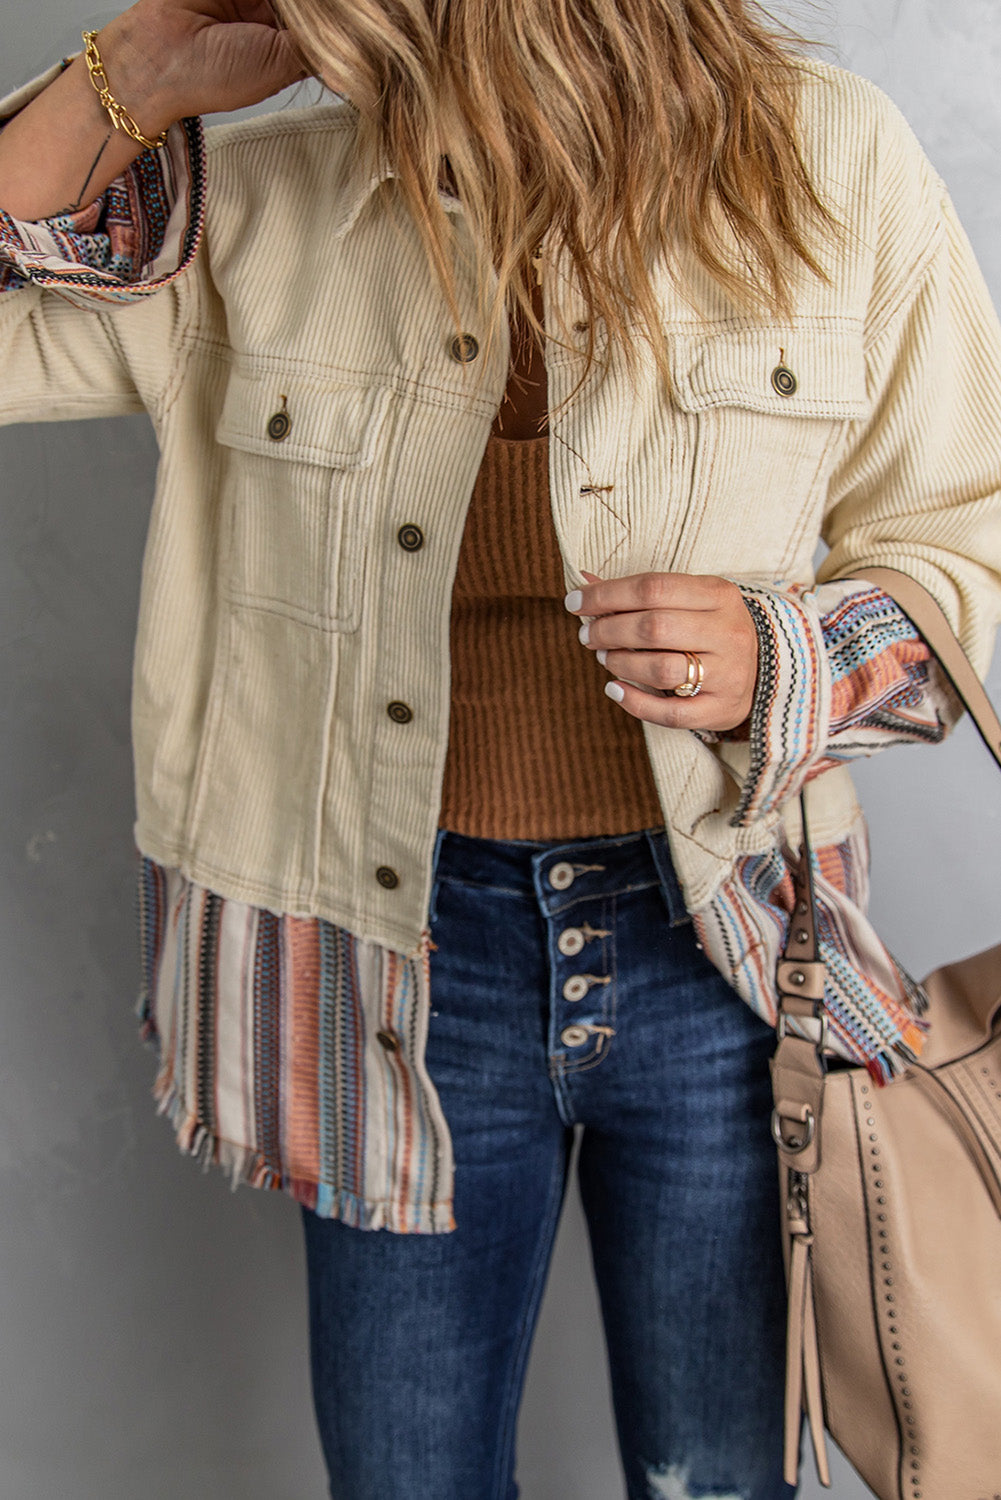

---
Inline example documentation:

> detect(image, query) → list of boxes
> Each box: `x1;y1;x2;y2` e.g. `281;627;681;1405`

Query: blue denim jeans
300;828;797;1500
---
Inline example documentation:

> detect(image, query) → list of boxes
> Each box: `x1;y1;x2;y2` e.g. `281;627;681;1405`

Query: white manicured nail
564;589;583;612
578;621;590;645
605;681;625;703
596;649;608;666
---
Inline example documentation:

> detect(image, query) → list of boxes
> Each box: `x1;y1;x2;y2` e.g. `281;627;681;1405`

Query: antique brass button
376;866;399;890
397;523;425;552
771;364;798;397
387;701;413;724
376;1029;399;1052
266;397;292;440
449;333;479;363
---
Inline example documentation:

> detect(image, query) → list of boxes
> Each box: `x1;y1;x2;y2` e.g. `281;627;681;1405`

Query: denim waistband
431;827;690;927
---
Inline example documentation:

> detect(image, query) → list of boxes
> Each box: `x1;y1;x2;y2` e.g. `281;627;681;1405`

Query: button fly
560;1024;590;1048
548;861;575;891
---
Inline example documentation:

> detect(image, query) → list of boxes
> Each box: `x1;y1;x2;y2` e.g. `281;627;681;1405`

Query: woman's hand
104;0;309;126
565;571;759;732
0;0;308;223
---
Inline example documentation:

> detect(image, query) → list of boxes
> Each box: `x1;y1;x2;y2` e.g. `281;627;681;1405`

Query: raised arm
0;0;307;223
0;0;310;423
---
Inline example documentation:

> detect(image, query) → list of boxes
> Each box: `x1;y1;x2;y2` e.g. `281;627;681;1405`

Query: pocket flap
215;365;392;467
670;327;869;420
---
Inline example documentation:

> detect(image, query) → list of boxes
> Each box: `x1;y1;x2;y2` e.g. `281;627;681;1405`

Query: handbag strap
775;565;1001;1054
853;566;1001;771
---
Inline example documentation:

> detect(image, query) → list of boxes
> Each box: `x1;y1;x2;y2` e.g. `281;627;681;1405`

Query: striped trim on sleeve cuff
0;114;204;302
733;579;947;825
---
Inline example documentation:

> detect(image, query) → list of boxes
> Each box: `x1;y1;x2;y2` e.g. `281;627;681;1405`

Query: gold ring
673;651;704;698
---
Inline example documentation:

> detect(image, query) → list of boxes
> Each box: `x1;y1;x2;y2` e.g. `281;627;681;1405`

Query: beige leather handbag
770;566;1001;1498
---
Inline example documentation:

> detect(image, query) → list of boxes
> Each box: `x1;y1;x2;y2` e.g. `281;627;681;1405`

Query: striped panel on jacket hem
135;856;455;1232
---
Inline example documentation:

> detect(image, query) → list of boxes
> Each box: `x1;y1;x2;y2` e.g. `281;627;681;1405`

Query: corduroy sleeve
728;110;1001;826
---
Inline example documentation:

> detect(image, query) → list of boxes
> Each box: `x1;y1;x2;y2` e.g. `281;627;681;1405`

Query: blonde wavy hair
276;0;831;409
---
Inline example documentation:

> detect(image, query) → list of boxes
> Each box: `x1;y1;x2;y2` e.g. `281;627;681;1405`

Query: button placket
548;891;615;1072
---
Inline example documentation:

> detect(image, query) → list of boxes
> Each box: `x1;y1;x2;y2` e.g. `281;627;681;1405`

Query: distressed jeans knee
644;1457;796;1500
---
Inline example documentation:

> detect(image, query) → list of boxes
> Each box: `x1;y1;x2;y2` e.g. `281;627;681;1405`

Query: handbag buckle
776;1009;829;1053
770;1104;816;1154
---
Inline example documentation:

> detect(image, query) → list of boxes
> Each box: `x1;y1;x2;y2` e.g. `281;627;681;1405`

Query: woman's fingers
575;606;713;653
597;648;751;729
602;677;724;729
595;648;707;695
567;571;731;618
565;570;759;731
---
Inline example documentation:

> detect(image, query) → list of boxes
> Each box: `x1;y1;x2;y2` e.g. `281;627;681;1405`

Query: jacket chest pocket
665;328;869;578
215;370;392;631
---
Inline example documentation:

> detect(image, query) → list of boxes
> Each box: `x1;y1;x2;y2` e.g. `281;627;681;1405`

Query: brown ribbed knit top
438;430;664;838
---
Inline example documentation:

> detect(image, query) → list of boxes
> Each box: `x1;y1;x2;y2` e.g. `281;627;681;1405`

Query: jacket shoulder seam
863;195;947;353
204;103;357;155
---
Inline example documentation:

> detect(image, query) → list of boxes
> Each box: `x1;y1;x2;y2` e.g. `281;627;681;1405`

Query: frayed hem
133;993;456;1234
835;1030;923;1088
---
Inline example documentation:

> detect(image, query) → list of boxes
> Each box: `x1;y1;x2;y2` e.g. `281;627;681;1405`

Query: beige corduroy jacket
2;57;1001;965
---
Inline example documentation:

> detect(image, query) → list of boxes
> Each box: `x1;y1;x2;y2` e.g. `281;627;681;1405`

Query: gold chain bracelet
82;31;167;153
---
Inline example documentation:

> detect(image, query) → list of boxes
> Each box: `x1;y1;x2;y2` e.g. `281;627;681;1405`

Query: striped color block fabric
136;858;455;1232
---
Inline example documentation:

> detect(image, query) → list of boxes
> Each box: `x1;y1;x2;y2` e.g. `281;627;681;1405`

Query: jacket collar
329;138;464;242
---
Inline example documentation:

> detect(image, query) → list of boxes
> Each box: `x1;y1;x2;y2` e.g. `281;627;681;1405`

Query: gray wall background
2;2;1000;1496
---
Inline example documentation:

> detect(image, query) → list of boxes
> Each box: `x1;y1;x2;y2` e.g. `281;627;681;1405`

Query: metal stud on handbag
770;566;1001;1498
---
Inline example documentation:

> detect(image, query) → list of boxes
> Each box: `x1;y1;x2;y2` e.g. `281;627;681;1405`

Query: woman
1;1;999;1496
